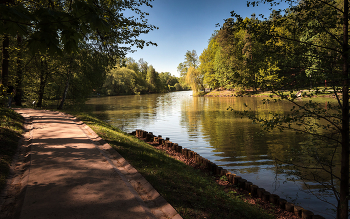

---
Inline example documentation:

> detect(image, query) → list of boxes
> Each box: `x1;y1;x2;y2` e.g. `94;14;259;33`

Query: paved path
1;108;181;219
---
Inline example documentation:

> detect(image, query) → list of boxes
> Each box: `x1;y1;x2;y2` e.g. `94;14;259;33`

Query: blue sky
127;0;291;77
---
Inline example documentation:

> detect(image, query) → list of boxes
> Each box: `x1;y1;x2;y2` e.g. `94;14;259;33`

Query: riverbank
71;112;277;219
74;112;323;218
1;107;281;219
1;107;327;218
80;92;338;218
203;89;339;99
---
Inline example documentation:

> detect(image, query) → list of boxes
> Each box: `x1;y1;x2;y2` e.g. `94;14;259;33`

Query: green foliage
146;65;158;92
178;50;203;91
219;175;228;181
226;1;350;218
1;0;158;56
103;67;138;95
185;67;204;94
101;58;181;95
199;34;220;88
174;83;183;91
177;50;200;87
0;0;162;109
200;17;287;91
159;72;180;92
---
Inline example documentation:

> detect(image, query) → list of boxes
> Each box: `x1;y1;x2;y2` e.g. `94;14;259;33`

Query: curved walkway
0;108;181;219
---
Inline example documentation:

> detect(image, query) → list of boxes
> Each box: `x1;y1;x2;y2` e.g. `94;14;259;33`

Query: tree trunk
2;34;9;86
339;0;349;218
57;75;70;110
15;35;23;106
1;0;15;87
37;59;48;108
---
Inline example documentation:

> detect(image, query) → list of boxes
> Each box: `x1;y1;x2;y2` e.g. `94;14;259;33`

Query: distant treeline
100;58;185;96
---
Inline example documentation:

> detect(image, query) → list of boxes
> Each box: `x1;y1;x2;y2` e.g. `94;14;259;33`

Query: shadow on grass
0;108;24;192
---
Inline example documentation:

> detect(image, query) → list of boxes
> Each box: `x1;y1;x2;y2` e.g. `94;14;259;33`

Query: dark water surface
84;91;339;218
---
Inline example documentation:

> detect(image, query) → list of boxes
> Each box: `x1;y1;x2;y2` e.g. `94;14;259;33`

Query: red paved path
0;108;181;219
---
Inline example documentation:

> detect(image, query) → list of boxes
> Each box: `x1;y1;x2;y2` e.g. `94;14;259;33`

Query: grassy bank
0;108;24;192
71;112;274;219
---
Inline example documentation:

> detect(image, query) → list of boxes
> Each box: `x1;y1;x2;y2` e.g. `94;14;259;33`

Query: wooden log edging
130;130;325;219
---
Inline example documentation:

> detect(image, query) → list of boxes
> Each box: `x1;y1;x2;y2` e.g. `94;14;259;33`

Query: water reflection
84;91;338;218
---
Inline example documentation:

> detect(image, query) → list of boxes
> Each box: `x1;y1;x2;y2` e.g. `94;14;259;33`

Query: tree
199;32;220;89
230;1;349;218
101;57;180;95
14;35;24;106
146;65;159;93
159;72;179;91
177;50;199;77
125;58;140;73
138;58;149;79
212;17;281;91
2;35;10;86
184;50;199;69
185;67;204;94
103;66;137;95
213;21;244;89
61;47;108;105
174;83;183;91
1;0;157;107
178;50;200;90
1;0;157;56
37;55;50;107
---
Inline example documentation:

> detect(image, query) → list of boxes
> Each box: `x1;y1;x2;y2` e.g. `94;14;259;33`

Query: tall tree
214;20;245;89
177;50;199;77
185;67;204;94
199;32;220;89
178;50;200;89
14;35;23;106
1;0;15;86
231;1;349;218
0;0;157;56
103;66;137;95
146;65;159;93
1;35;10;86
0;0;158;107
138;58;148;78
37;56;49;107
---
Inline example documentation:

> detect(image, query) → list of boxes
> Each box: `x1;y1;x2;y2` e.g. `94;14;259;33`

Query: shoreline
202;89;340;99
131;129;325;219
71;113;276;218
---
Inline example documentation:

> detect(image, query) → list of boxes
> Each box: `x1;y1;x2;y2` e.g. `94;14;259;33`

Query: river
83;91;339;218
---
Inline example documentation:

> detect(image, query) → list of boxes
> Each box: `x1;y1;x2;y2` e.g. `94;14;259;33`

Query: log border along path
0;108;181;219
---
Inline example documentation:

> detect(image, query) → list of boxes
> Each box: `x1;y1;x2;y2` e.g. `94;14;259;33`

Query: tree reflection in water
84;91;339;218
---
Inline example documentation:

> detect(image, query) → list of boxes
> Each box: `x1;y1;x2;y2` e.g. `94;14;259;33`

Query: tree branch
273;93;343;131
270;34;342;53
332;85;343;108
317;0;344;14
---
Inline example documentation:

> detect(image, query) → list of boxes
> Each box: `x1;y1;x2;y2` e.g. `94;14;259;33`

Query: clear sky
127;0;290;77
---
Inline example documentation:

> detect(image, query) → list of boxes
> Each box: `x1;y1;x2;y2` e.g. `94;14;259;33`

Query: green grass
72;112;274;219
0;108;24;192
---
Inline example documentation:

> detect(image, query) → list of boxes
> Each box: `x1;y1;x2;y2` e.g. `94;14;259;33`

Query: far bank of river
84;90;340;219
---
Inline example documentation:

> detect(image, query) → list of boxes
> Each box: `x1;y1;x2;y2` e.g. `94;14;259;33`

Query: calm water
84;91;339;218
